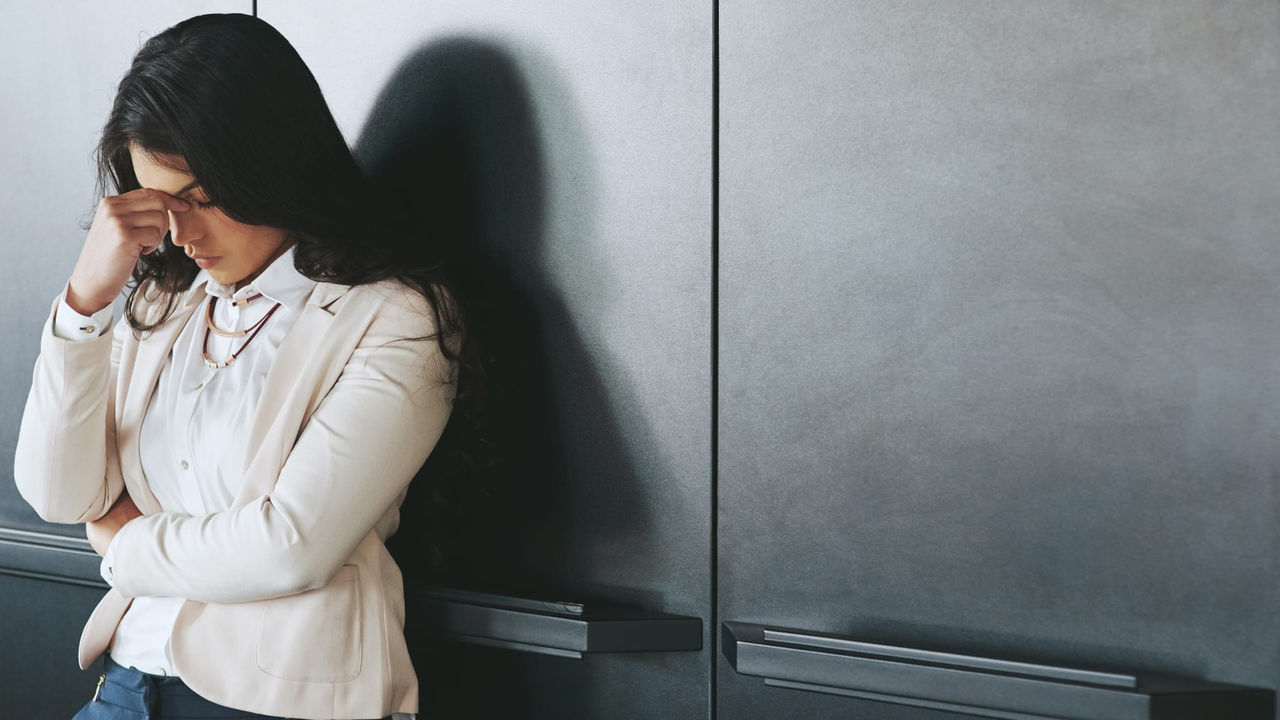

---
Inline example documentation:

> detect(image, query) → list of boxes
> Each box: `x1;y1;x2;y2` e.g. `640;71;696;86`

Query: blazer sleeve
103;293;457;603
14;294;127;523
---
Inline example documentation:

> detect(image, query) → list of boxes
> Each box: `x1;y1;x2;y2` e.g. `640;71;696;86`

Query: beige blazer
14;278;456;719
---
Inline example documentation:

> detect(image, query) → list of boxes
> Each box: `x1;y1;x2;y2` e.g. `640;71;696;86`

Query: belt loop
142;670;159;718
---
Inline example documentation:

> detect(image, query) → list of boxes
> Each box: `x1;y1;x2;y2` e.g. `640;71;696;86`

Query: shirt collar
196;245;316;311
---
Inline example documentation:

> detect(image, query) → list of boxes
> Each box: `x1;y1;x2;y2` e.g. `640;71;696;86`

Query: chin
207;271;239;286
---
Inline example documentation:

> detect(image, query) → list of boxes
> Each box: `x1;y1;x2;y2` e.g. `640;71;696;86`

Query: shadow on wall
354;37;658;716
356;36;560;592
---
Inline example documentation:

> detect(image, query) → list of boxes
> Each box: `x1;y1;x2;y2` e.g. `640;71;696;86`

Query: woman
13;13;475;720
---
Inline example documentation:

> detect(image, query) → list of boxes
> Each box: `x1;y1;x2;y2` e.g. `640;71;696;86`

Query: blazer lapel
235;282;347;506
118;286;207;515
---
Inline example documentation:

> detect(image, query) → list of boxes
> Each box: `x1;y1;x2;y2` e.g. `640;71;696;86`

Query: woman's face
129;144;292;289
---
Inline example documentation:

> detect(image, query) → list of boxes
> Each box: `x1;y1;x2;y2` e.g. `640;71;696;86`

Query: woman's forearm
104;317;456;604
14;295;126;523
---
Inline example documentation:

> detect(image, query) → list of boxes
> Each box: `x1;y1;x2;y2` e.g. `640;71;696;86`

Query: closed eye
173;181;214;209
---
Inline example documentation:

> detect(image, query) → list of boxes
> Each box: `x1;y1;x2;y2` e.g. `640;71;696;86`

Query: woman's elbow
14;470;105;525
264;561;344;598
248;546;348;598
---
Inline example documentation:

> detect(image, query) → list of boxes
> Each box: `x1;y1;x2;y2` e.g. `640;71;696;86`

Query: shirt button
180;460;190;470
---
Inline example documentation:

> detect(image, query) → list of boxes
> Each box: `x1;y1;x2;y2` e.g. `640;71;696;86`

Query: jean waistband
98;656;392;719
99;656;269;718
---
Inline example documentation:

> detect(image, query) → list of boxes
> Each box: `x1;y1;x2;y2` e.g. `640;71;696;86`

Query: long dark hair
97;13;488;576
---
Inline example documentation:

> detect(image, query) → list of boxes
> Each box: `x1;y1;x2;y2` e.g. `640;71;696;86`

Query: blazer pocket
256;564;363;683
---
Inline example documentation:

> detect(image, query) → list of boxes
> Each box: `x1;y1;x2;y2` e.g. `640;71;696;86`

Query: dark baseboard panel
722;621;1276;720
0;527;107;589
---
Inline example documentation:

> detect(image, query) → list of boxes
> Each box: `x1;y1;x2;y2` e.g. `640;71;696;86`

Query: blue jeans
71;656;391;720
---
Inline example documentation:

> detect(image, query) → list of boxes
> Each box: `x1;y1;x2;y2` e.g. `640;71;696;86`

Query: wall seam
709;0;720;717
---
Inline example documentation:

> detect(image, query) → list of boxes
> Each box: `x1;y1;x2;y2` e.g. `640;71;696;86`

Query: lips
190;256;220;269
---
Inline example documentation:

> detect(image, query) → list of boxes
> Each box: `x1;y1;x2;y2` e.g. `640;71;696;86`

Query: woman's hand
87;492;143;557
65;188;190;316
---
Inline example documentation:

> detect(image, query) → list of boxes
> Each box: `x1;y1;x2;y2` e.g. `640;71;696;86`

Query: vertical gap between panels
252;0;258;17
709;0;720;718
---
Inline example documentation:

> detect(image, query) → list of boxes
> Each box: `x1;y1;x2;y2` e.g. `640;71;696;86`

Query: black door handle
408;586;703;658
721;621;1273;719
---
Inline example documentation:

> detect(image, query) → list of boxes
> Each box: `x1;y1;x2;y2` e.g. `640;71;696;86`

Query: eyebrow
172;180;200;197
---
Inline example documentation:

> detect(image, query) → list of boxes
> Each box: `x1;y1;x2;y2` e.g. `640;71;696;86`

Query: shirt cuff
53;292;113;342
99;530;123;587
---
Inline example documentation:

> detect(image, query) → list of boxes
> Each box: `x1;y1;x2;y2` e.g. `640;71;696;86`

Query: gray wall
719;1;1280;718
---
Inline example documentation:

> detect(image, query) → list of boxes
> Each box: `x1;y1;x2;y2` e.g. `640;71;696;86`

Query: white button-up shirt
55;247;315;676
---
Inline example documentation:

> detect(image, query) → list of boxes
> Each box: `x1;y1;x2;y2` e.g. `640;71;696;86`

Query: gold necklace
202;296;282;368
204;292;265;337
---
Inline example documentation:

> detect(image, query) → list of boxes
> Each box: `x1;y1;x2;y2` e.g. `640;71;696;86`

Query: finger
133;226;167;253
128;223;167;239
162;194;192;212
124;209;170;230
114;187;192;213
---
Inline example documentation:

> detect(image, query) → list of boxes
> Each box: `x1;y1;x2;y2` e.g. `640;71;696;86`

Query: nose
168;209;202;247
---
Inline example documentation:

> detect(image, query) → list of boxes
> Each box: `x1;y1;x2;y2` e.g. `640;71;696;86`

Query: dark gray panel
0;573;110;717
259;3;712;718
720;2;1280;719
0;533;106;713
0;3;249;535
0;527;106;589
